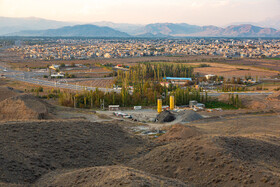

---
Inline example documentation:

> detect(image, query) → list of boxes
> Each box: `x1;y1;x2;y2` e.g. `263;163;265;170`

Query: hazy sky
0;0;279;25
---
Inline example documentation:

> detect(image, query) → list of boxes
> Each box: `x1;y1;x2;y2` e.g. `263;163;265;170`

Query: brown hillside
36;166;189;187
128;135;280;186
218;93;280;111
267;91;280;101
0;120;149;185
0;94;50;121
0;86;21;102
157;124;202;142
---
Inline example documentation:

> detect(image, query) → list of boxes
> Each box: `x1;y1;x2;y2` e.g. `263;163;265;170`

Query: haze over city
0;0;280;26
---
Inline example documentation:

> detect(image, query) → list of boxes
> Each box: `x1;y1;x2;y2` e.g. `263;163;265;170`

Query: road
0;65;273;96
206;92;272;97
0;65;120;93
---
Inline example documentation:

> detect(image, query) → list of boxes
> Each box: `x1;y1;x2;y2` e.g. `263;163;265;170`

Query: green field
205;101;238;110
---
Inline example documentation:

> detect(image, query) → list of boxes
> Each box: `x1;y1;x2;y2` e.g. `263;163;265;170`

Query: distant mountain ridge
1;16;280;37
91;21;143;34
0;17;77;35
7;24;130;37
133;23;280;37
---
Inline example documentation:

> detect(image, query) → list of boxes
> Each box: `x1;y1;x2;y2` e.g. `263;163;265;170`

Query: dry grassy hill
0;94;52;121
128;133;280;186
0;120;152;185
36;166;189;187
0;86;21;102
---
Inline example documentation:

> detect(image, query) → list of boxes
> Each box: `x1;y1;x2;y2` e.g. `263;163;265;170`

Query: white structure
109;105;120;111
51;72;64;78
205;74;216;80
134;106;142;110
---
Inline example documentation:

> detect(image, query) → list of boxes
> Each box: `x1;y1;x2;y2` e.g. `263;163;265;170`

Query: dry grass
0;120;150;184
191;62;278;78
127;114;280;186
69;79;114;88
36;165;188;187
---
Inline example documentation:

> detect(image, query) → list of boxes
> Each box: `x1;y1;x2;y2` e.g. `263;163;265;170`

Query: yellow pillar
157;99;162;113
170;96;174;110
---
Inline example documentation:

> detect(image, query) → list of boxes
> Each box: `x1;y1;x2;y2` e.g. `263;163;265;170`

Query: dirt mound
218;93;280;111
156;110;176;123
267;91;280;101
179;110;203;123
218;94;268;110
128;135;280;186
157;124;202;142
0;182;22;187
0;94;50;121
36;166;188;187
0;86;21;102
0;120;149;185
216;136;280;168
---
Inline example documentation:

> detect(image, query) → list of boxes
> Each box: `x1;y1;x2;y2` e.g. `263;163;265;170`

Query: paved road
0;65;273;96
206;92;272;97
0;65;119;93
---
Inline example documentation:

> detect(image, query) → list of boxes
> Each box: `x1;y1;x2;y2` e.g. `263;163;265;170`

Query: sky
0;0;279;25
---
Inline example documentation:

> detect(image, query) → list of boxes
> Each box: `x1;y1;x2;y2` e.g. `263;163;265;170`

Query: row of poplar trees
58;63;209;108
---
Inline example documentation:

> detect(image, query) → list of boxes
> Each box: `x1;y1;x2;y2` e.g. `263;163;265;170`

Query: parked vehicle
123;114;132;119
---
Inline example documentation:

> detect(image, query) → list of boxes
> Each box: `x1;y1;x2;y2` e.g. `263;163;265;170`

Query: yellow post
170;96;174;110
157;99;162;113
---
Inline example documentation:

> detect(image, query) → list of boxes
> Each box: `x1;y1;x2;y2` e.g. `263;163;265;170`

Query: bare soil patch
69;79;114;88
218;93;280;111
0;94;52;121
193;62;278;78
128;134;280;186
157;124;202;142
0;86;21;102
36;165;188;187
0;120;150;185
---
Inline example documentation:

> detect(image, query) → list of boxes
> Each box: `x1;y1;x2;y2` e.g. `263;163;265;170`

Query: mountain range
8;24;130;37
1;16;280;38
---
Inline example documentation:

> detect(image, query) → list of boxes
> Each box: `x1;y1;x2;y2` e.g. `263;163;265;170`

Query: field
191;62;279;79
69;79;115;88
249;81;280;91
224;58;280;72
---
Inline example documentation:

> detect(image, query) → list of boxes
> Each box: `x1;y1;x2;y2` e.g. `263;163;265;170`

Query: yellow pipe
170;96;174;110
157;99;162;113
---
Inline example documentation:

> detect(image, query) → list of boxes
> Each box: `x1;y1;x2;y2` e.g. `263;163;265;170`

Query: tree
236;77;241;84
231;77;236;84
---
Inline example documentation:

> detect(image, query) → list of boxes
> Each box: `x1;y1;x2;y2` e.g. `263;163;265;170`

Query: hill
134;23;202;36
36;166;188;187
2;16;280;37
134;23;280;37
0;94;52;121
0;86;21;102
0;16;75;35
91;21;143;34
0;120;150;184
128;134;280;186
222;24;278;37
8;24;131;37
